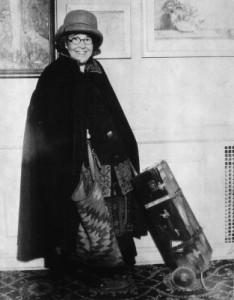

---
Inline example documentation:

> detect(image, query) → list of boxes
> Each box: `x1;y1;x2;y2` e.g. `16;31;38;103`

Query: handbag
71;130;124;267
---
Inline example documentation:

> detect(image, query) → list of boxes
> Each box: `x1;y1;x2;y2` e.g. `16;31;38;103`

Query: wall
0;0;234;269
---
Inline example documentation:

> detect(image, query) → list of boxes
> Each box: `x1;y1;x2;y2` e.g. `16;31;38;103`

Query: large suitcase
132;160;212;288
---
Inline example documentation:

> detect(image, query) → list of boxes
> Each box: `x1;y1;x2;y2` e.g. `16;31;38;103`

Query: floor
0;260;233;300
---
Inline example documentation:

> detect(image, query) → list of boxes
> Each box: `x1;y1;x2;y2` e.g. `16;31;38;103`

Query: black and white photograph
0;0;233;299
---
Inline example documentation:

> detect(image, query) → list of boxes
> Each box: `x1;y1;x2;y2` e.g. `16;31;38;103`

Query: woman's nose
79;40;86;48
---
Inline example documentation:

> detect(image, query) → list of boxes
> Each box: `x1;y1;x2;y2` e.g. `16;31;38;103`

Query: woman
17;10;147;280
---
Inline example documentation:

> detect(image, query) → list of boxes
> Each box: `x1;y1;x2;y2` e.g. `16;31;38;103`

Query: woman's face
66;33;93;64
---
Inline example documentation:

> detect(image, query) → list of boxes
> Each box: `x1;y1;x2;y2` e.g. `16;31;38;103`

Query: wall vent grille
225;146;234;243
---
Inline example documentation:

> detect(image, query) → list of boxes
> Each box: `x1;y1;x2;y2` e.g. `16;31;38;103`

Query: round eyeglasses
67;36;93;46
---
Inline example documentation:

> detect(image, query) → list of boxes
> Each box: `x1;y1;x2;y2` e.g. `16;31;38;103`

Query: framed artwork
55;0;131;58
143;0;234;57
0;0;55;78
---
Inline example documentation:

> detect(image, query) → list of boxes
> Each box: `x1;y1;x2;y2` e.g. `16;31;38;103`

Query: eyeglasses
67;36;93;46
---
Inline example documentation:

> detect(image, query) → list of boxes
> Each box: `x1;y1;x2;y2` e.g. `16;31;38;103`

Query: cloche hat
55;10;103;47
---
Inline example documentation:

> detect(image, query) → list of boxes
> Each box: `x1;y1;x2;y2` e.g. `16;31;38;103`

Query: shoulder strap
86;129;101;181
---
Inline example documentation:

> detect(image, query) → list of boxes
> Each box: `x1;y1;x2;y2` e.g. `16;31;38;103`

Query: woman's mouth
77;52;86;55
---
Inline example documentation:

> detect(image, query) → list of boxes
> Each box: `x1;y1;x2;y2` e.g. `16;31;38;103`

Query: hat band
64;22;97;32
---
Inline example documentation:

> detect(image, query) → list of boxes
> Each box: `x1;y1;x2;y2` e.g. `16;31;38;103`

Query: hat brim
55;24;103;47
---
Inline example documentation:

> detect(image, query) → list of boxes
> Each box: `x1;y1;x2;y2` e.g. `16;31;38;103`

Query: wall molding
1;243;233;270
134;125;234;145
135;243;234;266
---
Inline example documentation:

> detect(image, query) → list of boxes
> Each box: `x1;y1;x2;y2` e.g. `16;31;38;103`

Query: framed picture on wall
0;0;55;78
55;0;131;58
143;0;234;57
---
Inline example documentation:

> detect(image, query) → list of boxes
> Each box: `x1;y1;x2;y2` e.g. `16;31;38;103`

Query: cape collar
85;59;102;74
59;53;103;74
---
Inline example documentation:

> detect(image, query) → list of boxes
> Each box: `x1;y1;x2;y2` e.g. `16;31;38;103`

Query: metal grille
225;146;234;243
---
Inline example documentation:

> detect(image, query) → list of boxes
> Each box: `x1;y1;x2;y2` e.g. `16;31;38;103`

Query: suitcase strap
144;195;172;209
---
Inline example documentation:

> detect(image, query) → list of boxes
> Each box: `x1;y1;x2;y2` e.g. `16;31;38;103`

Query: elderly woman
17;10;147;282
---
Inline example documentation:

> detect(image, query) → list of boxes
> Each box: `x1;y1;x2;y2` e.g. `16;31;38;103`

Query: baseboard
0;258;44;271
135;243;234;266
0;243;233;271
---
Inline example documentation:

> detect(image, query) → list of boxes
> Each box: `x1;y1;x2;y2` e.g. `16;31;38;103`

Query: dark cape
17;55;147;264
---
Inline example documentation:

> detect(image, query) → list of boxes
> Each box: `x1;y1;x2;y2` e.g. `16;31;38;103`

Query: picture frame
55;0;131;59
0;0;55;78
143;0;234;57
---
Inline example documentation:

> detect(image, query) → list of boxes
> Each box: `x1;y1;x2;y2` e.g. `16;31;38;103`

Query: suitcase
132;160;212;288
